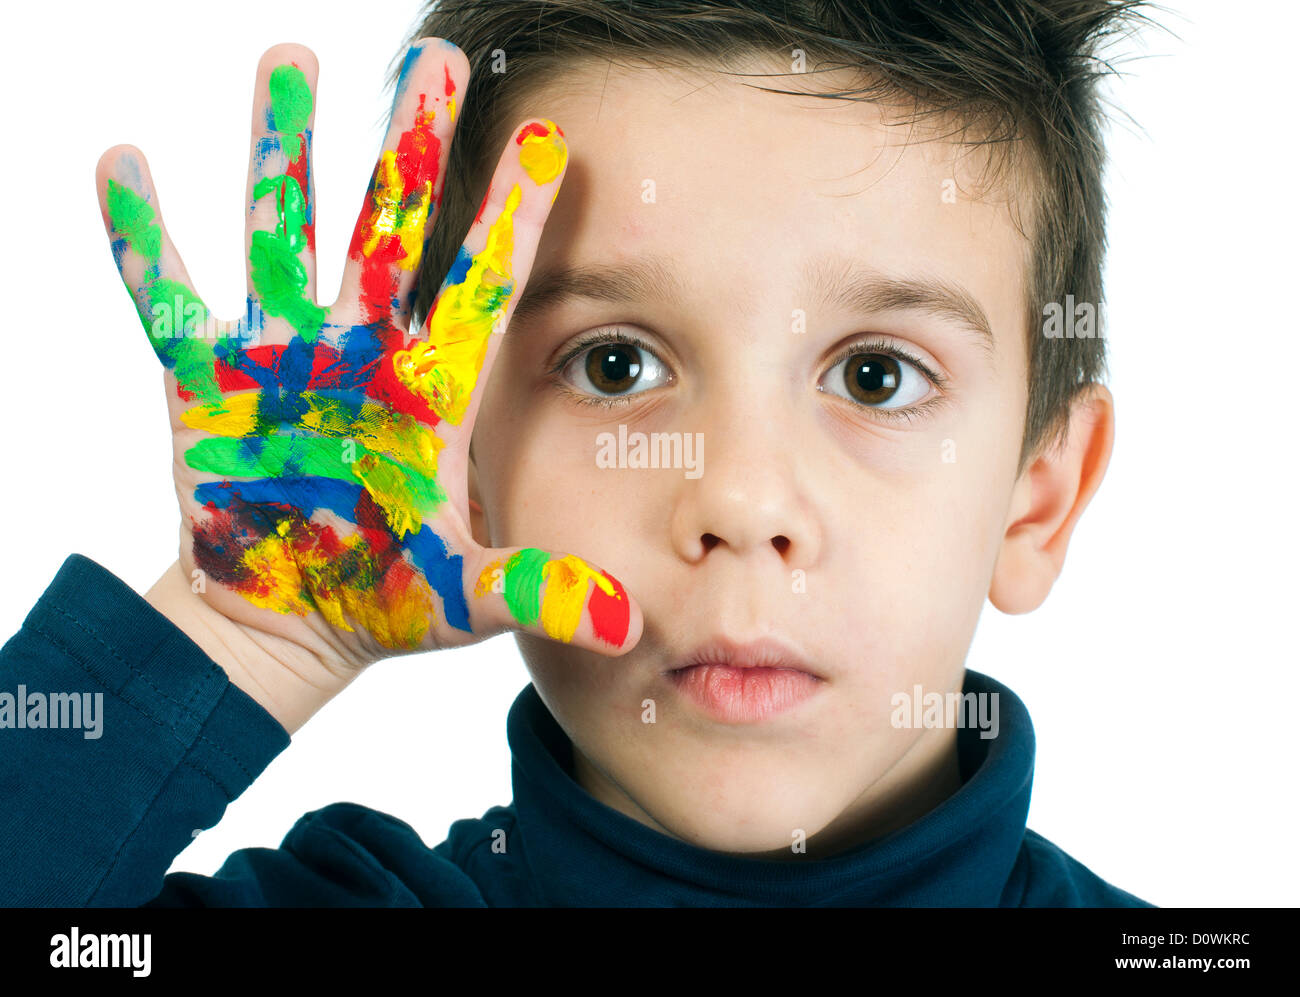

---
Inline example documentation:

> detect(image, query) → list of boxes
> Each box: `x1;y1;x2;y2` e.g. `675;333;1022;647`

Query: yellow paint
298;394;442;477
393;182;523;424
348;453;424;538
473;551;618;644
539;556;617;643
358;147;432;268
473;556;501;599
181;391;443;479
518;120;567;185
238;521;436;649
181;394;259;436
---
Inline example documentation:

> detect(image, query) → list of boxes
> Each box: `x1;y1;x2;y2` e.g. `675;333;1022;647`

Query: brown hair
388;0;1156;471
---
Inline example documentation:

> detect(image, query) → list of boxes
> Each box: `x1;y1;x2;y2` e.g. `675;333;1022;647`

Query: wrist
143;560;352;735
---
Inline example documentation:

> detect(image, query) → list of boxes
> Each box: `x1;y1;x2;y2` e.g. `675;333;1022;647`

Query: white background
0;0;1295;907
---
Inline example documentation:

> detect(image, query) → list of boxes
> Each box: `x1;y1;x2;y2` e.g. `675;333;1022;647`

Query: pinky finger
96;144;232;408
467;545;644;656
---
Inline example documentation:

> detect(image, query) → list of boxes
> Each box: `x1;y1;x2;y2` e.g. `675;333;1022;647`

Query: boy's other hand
94;41;643;734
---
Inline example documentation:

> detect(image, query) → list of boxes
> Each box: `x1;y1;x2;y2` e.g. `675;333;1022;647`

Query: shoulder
283;801;527;906
276;801;505;906
1006;828;1156;907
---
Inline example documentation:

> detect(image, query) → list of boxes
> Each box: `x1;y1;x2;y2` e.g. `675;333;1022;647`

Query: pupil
587;345;640;392
846;354;899;404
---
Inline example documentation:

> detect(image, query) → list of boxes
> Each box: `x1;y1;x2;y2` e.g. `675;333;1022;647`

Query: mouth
665;635;825;680
664;635;825;724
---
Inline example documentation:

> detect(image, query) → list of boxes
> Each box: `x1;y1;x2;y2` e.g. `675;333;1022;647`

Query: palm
97;41;638;666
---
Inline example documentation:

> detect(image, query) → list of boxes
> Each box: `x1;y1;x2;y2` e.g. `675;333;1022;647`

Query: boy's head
394;0;1144;856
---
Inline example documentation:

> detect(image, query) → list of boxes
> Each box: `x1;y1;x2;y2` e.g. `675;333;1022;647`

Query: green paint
249;174;326;343
501;548;551;626
185;435;447;515
105;180;160;260
105;179;223;407
147;278;223;409
269;64;312;162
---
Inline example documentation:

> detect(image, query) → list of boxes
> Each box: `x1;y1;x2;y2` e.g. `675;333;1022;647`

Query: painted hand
95;41;642;668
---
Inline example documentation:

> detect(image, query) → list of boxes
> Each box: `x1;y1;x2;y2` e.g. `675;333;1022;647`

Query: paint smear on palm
193;493;437;649
475;548;629;647
392;120;567;425
180;390;442;480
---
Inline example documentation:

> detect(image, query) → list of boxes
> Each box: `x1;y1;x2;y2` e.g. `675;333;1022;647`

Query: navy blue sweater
0;555;1154;907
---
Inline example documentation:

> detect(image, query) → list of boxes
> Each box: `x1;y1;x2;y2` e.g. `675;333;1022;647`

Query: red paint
515;121;551;144
284;140;315;255
364;346;443;427
587;570;630;648
346;91;442;334
353;489;427;609
214;355;262;393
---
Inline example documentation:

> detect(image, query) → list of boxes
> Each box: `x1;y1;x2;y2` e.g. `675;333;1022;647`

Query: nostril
701;533;721;553
771;535;790;556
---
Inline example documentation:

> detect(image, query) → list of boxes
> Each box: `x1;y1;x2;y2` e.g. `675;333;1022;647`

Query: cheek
825;457;1002;664
475;401;644;550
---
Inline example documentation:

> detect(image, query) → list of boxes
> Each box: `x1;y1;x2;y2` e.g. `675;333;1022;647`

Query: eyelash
823;337;949;426
546;328;660;410
547;328;948;423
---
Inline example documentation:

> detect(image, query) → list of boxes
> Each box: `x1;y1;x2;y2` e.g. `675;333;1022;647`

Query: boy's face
467;57;1034;856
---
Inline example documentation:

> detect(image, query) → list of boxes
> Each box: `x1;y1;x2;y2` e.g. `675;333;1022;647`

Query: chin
633;769;845;857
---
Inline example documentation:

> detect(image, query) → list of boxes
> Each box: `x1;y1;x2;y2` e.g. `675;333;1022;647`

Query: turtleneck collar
505;668;1034;906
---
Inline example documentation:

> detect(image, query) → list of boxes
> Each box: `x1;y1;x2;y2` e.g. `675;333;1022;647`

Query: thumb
467;546;643;656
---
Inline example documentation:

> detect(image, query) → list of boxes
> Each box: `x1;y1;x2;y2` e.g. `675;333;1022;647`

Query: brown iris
843;353;900;405
585;344;642;394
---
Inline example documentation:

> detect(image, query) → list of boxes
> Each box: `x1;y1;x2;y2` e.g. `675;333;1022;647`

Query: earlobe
988;384;1115;614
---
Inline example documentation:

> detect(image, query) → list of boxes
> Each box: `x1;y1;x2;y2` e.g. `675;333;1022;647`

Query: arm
0;554;289;906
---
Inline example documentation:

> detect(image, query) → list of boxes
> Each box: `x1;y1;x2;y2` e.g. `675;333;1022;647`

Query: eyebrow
511;253;996;358
801;255;996;358
511;256;688;324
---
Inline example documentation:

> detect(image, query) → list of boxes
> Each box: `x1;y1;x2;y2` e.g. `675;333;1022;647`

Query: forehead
504;56;1031;357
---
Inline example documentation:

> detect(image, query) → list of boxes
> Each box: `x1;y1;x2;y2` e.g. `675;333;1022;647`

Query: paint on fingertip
515;120;567;185
268;63;312;161
474;549;629;647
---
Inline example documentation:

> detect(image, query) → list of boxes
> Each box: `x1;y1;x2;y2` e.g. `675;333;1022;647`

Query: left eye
819;351;930;409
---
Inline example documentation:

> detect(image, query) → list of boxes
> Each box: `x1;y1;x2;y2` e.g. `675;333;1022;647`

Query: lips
664;635;825;723
666;635;823;679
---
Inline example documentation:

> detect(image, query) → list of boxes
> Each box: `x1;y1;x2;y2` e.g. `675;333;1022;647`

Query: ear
466;441;490;548
988;383;1115;614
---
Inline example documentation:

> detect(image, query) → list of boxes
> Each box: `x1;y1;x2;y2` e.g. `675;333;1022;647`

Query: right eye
556;331;672;400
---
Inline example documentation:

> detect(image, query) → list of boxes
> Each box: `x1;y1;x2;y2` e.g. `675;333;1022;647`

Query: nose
668;403;822;569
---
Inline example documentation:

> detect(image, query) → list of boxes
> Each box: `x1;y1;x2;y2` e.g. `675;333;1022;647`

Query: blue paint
407;527;470;632
389;44;423;123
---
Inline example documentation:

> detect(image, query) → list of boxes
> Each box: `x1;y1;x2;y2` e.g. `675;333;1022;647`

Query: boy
0;0;1154;905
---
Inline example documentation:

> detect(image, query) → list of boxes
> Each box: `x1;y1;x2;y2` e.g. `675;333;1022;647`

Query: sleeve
0;554;293;907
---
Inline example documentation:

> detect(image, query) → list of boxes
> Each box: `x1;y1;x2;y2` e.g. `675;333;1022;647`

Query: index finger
392;117;569;441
